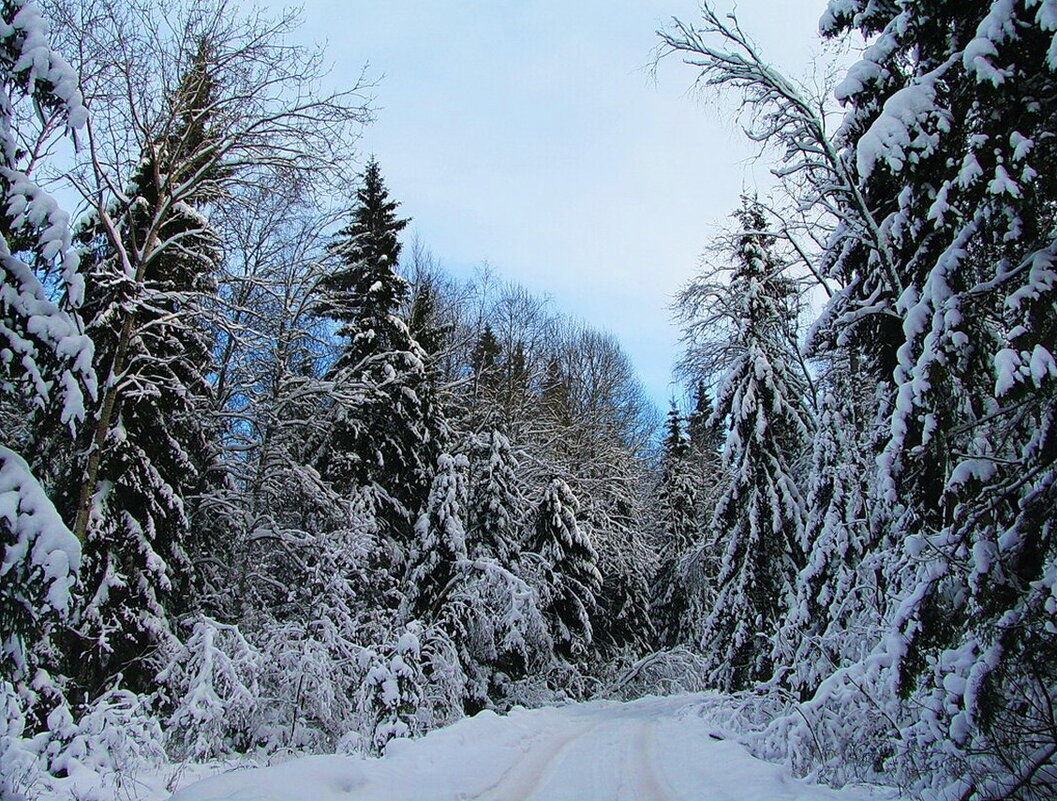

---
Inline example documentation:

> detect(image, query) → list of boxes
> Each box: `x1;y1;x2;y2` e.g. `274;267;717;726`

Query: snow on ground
169;694;900;801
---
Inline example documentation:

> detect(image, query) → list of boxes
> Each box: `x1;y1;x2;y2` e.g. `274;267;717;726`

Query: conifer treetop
319;158;411;327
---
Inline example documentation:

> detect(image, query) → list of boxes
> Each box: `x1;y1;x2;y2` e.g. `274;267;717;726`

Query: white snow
856;79;943;178
994;347;1031;396
0;445;81;616
167;695;896;801
988;164;1021;197
1009;131;1033;161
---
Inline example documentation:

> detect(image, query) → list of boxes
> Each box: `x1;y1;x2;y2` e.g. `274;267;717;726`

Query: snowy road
169;695;894;801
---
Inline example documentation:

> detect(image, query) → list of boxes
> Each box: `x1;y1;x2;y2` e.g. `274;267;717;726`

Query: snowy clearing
169;695;898;801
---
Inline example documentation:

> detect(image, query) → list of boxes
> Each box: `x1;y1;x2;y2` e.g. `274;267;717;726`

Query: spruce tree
0;0;92;684
59;46;226;694
684;381;725;547
657;402;696;555
686;381;723;458
811;1;1057;789
0;0;93;442
314;159;442;546
359;624;427;754
529;477;601;660
316;159;410;370
697;201;811;691
467;429;522;567
650;403;700;648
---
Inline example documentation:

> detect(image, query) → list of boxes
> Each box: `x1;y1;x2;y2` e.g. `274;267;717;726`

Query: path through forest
169;695;897;801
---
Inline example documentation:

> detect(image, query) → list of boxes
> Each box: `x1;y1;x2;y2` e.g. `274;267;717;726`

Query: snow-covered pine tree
313;159;443;550
528;477;601;660
467;429;522;567
0;0;92;682
0;0;92;439
470;325;502;400
315;160;409;370
650;403;700;648
689;200;812;692
771;361;878;700
59;43;226;695
358;624;428;755
810;1;1057;793
658;403;696;552
686;381;722;458
685;381;725;520
405;453;469;621
586;482;655;659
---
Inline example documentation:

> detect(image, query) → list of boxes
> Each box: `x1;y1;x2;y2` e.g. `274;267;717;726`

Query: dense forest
1;1;1055;800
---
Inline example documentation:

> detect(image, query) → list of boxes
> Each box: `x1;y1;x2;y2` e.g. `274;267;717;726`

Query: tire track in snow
625;718;675;801
463;718;604;801
465;712;674;801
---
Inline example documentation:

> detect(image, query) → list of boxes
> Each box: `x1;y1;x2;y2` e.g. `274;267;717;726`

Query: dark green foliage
698;201;811;691
650;403;700;648
470;325;502;400
686;381;723;460
408;274;453;361
313;159;443;541
317;159;410;372
529;478;602;660
467;429;522;567
56;49;226;695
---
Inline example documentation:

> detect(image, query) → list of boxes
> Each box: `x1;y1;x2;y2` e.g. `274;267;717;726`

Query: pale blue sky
284;1;831;409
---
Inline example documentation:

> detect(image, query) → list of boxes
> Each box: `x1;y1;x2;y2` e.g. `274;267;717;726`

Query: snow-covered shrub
254;619;364;751
1;678;164;801
355;623;429;755
0;679;47;800
754;677;907;790
602;646;712;700
440;557;552;710
351;620;467;756
688;674;927;794
44;688;165;798
163;610;374;759
246;495;379;749
415;623;467;730
161;615;263;760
